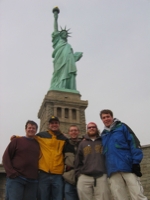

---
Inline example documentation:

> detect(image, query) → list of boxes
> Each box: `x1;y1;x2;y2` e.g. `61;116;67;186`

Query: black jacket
63;138;82;185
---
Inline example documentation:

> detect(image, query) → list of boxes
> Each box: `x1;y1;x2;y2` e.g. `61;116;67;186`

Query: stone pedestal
38;90;88;135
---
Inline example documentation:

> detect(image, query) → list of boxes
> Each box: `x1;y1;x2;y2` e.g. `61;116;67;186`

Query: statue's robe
50;32;81;90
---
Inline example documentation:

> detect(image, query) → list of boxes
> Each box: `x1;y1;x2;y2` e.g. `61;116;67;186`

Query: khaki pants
77;174;111;200
109;172;147;200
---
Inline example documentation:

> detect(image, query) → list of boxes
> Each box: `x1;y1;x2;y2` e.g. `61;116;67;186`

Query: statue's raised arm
52;7;59;32
50;7;83;92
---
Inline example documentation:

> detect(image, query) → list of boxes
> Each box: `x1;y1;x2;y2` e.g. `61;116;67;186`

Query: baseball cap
49;116;60;123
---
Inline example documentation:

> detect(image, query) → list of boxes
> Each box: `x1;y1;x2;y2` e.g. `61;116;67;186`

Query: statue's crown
59;26;71;37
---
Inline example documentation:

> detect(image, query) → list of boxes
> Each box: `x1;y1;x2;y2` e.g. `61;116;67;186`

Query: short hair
100;109;113;119
25;120;38;130
68;125;79;132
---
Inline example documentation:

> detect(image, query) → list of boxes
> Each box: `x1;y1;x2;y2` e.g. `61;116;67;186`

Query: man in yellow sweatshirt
36;116;67;200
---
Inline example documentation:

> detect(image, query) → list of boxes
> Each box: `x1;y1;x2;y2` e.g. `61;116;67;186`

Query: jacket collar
104;118;121;132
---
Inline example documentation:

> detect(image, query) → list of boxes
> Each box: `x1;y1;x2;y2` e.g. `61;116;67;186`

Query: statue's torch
52;7;60;14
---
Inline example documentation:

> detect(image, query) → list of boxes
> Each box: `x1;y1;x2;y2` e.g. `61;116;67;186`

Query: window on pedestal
72;109;76;120
65;108;69;118
57;107;62;118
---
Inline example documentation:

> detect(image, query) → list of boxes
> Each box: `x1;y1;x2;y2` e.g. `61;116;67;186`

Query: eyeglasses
87;126;96;129
70;129;78;132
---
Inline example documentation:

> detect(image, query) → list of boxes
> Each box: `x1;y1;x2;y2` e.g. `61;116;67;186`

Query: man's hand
10;135;16;141
9;171;19;179
132;164;142;177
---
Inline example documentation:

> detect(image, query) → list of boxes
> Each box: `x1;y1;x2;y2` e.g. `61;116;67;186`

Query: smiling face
49;120;60;132
101;113;114;127
25;124;37;138
87;123;98;137
68;126;79;139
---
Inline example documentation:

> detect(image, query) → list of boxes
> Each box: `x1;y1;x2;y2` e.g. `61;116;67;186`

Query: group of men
2;109;147;200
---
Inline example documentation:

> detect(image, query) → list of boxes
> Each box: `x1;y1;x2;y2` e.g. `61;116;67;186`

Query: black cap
49;116;60;123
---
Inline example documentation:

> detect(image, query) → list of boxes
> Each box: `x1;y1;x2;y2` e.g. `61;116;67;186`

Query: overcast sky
0;0;150;161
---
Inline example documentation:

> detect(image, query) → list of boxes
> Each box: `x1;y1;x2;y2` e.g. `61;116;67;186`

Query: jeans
5;177;38;200
64;181;79;200
38;171;63;200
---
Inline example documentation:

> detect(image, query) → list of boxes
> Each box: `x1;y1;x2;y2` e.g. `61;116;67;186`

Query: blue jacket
101;120;143;177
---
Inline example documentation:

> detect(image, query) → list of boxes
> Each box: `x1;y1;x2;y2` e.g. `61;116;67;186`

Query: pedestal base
38;90;88;135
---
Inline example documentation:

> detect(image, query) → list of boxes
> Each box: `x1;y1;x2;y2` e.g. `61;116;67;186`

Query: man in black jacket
63;125;82;200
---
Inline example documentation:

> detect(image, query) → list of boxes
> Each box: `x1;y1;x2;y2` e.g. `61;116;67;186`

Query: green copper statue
49;7;83;92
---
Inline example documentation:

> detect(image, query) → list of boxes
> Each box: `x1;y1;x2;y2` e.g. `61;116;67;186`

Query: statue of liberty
50;7;83;91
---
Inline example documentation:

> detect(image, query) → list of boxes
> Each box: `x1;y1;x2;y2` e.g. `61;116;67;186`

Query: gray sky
0;0;150;161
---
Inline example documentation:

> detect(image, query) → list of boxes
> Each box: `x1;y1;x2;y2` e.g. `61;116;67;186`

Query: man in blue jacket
100;109;147;200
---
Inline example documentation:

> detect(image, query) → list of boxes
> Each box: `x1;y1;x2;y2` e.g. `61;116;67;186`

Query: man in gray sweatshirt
75;122;111;200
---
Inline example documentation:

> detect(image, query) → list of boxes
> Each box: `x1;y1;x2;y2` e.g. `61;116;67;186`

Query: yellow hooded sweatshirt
35;130;66;174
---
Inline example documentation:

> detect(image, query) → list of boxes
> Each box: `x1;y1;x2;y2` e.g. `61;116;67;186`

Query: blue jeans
38;171;63;200
5;177;38;200
64;181;79;200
